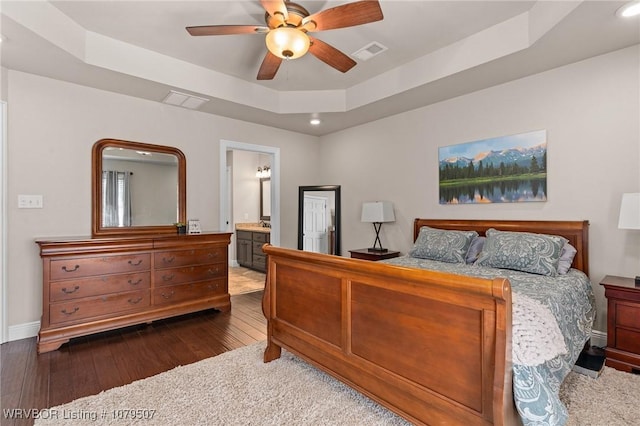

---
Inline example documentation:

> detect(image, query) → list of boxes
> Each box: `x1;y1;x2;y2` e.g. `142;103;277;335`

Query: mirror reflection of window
102;170;132;227
102;149;179;227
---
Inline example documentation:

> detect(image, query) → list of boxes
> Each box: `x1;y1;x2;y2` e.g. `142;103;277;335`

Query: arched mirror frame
297;185;341;256
91;138;186;237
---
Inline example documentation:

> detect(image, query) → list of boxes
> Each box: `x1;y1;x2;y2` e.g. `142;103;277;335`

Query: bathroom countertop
235;223;271;233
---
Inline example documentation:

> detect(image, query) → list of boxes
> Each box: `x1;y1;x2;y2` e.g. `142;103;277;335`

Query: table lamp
361;201;395;252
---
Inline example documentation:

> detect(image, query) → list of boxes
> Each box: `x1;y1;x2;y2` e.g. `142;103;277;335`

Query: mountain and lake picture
439;130;547;204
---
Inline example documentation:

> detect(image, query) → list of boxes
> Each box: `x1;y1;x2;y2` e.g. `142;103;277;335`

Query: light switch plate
18;195;43;209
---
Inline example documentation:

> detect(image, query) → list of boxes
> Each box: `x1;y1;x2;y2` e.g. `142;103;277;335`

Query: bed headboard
413;219;590;276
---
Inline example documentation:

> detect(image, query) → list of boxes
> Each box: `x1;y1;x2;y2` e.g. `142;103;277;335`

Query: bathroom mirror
297;185;341;255
92;138;186;237
260;178;271;221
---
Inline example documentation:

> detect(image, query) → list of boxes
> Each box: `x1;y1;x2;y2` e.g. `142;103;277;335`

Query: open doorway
219;140;280;295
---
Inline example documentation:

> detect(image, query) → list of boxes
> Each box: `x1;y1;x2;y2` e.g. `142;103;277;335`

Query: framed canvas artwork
439;130;547;204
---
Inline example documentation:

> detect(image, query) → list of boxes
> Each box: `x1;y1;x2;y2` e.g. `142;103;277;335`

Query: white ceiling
1;1;639;136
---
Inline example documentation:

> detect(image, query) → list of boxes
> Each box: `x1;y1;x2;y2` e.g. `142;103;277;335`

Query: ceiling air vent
352;41;387;61
162;90;209;110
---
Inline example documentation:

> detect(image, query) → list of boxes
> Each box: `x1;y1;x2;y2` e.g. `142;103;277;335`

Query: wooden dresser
36;232;231;353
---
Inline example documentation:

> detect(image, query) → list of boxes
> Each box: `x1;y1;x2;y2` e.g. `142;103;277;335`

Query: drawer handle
128;278;143;286
207;283;220;290
207;268;219;276
61;307;79;316
207;252;218;258
161;291;175;299
61;286;80;294
162;274;175;282
128;259;143;266
162;256;175;264
61;265;80;273
128;297;143;304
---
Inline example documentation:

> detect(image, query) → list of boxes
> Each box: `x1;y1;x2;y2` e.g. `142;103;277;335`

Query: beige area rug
36;342;640;426
228;266;265;295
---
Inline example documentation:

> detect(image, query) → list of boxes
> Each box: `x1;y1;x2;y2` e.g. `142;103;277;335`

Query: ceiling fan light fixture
265;27;310;59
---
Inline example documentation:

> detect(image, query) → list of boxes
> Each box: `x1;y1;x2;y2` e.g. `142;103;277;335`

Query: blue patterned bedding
381;256;595;426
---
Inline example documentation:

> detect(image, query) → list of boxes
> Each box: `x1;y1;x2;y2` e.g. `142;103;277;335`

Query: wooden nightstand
349;248;400;261
600;275;640;373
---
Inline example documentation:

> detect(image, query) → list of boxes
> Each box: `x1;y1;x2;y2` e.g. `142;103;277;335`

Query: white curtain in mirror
102;170;132;227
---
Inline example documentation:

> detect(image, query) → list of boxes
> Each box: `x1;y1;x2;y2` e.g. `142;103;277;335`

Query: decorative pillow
475;228;568;276
409;226;478;264
465;236;486;264
557;243;577;275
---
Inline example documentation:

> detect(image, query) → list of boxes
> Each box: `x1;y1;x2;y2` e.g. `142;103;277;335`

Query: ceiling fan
186;0;384;80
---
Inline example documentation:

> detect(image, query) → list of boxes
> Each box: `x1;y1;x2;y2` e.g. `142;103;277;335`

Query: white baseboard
590;329;607;349
229;260;239;267
8;320;39;342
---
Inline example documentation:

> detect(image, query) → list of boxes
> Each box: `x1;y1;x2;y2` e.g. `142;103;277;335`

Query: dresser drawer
49;290;150;325
50;254;150;280
154;264;225;287
153;279;226;305
617;302;640;330
154;247;225;269
616;328;640;354
252;232;269;243
50;272;150;302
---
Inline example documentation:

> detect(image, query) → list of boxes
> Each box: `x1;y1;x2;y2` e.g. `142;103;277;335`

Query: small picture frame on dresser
188;219;201;234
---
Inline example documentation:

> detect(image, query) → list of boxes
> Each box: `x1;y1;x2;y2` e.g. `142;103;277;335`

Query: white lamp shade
618;193;640;229
361;201;395;223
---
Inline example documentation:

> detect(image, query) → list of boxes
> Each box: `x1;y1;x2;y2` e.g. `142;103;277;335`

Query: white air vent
352;41;388;61
162;90;209;110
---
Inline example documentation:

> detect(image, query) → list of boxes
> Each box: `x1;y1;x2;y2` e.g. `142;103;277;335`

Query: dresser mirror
92;139;186;237
297;185;341;256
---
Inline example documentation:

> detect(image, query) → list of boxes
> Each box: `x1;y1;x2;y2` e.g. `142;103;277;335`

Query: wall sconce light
361;201;395;252
256;166;271;178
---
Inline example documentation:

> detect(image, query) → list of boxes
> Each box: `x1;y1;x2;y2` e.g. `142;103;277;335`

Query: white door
303;195;328;253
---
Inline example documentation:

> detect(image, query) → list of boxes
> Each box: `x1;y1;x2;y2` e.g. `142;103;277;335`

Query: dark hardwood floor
0;291;266;426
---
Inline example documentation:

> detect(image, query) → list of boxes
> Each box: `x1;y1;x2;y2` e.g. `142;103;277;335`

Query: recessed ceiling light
310;118;321;126
617;1;640;17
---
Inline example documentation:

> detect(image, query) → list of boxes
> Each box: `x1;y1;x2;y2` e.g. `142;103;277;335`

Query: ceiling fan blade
260;0;288;21
308;37;356;73
302;1;383;32
186;25;267;36
257;51;283;80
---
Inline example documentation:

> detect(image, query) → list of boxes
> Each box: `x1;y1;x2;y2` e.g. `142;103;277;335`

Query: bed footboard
262;245;519;426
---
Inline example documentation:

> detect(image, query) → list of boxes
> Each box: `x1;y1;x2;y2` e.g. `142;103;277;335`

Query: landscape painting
439;130;547;204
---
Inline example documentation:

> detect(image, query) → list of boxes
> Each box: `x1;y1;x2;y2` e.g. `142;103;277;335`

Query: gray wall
5;70;319;330
318;45;640;333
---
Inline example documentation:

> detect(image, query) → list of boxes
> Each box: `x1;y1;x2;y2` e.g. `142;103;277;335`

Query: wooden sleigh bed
261;219;590;426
